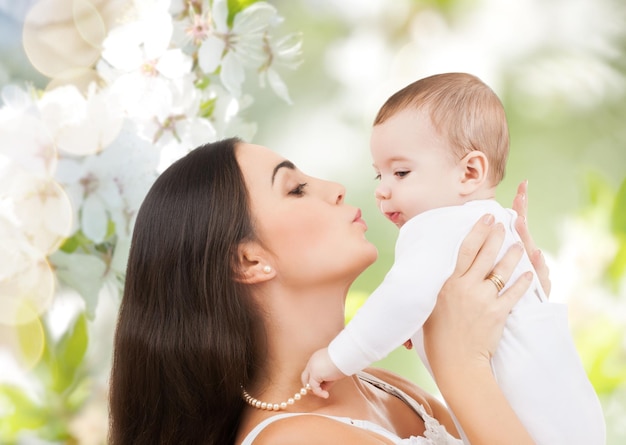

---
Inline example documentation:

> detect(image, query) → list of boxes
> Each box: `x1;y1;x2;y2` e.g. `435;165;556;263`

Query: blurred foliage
0;314;90;444
1;0;625;442
571;174;626;390
610;178;626;286
578;316;626;395
580;173;626;291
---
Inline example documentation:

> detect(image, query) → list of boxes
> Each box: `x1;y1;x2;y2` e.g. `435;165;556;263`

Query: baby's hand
301;348;346;399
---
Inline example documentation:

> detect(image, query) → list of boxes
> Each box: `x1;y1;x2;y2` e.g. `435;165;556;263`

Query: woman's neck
249;281;350;398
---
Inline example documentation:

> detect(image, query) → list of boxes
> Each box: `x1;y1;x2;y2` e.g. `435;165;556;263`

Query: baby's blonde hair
374;73;509;184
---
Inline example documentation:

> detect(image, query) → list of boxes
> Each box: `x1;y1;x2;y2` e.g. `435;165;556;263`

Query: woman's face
236;143;378;288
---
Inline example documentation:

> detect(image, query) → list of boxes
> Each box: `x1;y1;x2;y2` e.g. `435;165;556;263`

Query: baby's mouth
385;212;401;224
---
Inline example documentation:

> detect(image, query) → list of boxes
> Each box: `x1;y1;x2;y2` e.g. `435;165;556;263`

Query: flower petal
198;36;226;74
50;250;107;318
141;10;174;60
266;68;292;104
101;23;144;71
81;194;108;244
233;2;278;34
220;53;245;97
156;49;192;78
211;0;229;33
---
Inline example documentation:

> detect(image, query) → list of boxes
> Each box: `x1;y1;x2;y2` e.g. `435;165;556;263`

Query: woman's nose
321;179;345;204
334;182;345;204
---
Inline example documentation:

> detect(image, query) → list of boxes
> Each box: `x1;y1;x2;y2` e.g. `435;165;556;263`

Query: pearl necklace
242;384;312;411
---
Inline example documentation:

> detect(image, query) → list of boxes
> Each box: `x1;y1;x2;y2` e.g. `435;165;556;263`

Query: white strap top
240;372;462;445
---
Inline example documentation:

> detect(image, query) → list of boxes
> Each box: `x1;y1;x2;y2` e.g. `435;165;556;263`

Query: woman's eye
288;183;308;196
395;171;410;178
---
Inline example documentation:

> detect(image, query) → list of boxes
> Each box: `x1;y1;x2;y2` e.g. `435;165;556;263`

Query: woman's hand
512;180;551;296
423;214;532;375
422;214;536;445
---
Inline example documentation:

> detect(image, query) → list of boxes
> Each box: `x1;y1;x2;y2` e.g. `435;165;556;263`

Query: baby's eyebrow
271;160;296;185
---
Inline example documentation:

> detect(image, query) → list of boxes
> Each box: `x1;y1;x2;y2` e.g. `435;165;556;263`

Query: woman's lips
353;209;367;229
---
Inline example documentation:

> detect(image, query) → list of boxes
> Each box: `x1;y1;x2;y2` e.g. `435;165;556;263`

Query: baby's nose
375;185;390;200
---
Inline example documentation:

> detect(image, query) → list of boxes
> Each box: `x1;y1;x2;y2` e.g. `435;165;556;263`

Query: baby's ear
458;151;489;195
235;241;275;284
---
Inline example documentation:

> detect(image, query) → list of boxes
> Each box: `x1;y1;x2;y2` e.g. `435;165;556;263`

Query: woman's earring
263;265;272;274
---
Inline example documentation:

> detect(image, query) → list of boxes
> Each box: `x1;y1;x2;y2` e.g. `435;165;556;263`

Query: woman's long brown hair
109;138;264;444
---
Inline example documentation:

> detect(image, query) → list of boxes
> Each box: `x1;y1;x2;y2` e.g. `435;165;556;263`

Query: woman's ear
235;242;275;284
458;151;489;196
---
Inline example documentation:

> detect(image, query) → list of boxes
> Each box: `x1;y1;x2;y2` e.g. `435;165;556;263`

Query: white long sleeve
328;199;605;445
328;204;468;375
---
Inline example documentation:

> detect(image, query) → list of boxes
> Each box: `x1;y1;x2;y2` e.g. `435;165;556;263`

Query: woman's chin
353;247;379;277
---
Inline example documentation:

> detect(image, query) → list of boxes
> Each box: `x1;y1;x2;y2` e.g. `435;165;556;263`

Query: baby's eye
374;173;381;181
395;171;410;178
288;183;308;196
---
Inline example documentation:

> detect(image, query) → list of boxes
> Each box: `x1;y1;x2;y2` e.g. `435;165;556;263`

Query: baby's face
370;108;464;228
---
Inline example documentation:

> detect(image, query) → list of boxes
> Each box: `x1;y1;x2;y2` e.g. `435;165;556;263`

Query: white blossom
100;0;193;122
194;0;297;99
55;122;159;244
37;84;124;156
0;0;298;346
0;215;55;325
258;33;303;104
0;86;57;177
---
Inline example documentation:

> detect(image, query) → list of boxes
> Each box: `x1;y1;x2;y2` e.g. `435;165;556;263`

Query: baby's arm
301;348;345;398
302;213;469;399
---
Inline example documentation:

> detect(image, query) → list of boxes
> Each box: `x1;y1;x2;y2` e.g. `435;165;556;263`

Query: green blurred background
1;0;625;443
233;0;626;441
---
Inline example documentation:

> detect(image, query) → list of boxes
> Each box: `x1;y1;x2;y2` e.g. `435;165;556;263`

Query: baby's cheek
377;199;386;214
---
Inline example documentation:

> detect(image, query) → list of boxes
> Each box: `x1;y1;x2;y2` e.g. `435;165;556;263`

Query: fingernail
482;214;495;225
523;271;533;281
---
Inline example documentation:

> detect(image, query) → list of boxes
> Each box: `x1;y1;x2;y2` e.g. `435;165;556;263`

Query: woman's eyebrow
271;160;296;185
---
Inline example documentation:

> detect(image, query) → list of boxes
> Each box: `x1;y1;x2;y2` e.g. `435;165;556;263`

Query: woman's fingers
513;181;537;254
512;180;528;228
485;242;524;294
454;214;497;277
498;271;534;313
425;241;532;366
511;180;551;297
529;249;551;297
463;222;505;281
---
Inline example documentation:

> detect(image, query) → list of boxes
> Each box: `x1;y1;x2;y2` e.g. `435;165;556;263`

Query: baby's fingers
309;381;329;399
301;370;329;399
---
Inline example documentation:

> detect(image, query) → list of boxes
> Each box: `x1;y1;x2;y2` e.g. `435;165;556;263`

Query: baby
302;73;605;444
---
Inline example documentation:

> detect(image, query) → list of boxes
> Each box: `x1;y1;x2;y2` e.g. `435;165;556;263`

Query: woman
109;138;547;444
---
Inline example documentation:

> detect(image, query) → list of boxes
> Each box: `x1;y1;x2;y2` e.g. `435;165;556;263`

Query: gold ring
486;272;505;292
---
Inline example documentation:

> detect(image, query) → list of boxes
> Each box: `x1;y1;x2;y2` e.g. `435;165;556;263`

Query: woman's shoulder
239;412;395;445
363;367;436;415
236;368;459;445
363;367;459;438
